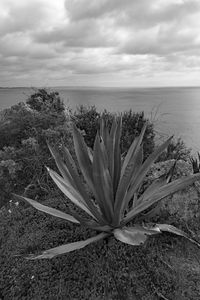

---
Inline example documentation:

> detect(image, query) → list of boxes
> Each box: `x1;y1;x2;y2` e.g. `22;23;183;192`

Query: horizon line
1;85;200;89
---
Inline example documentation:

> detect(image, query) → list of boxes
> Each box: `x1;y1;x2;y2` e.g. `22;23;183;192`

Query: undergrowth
1;196;200;300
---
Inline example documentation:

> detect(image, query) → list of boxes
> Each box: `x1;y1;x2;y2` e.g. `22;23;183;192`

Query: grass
1;195;200;299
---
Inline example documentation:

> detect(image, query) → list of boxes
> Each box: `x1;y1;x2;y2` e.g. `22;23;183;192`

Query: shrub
26;88;65;114
73;106;155;158
157;137;191;162
0;90;72;208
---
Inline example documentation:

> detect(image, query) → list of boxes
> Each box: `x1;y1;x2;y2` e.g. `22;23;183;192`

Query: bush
0;90;72;208
26;88;65;114
73;106;155;159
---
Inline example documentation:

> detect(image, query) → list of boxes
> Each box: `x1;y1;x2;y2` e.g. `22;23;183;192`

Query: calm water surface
0;86;200;152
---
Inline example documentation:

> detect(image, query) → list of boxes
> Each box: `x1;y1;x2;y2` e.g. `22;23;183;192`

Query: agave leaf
92;135;109;219
47;167;96;219
154;223;200;247
133;160;178;210
60;145;88;196
47;144;74;188
87;146;93;162
121;145;144;215
124;136;174;207
100;117;107;146
138;202;162;221
61;144;104;223
113;225;159;246
114;145;143;226
124;172;200;224
113;116;122;194
72;124;95;195
26;232;109;259
120;123;147;180
100;117;110;155
93;134;114;222
108;117;118;180
61;145;77;171
134;177;167;209
13;194;80;224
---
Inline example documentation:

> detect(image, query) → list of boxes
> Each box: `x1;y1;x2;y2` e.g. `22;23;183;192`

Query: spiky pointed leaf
26;232;109;259
60;144;104;223
120;123;146;180
113;116;122;194
108;117;118;179
155;223;200;247
47;167;96;219
124;172;200;224
113;145;143;226
13;194;80;224
133;160;177;211
93;134;114;222
47;144;74;188
72;124;95;194
124;136;174;207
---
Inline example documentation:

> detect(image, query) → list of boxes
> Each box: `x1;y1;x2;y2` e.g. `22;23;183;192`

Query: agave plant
15;117;200;259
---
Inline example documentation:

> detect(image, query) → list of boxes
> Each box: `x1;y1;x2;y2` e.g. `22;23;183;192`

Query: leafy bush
73;106;155;159
26;88;65;114
0;90;72;207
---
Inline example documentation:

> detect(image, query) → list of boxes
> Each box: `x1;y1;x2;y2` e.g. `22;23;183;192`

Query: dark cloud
119;23;200;56
34;19;116;48
0;0;200;86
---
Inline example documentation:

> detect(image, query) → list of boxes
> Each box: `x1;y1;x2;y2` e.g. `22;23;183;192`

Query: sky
0;0;200;87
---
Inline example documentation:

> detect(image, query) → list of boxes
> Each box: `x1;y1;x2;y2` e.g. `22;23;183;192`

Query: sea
0;86;200;153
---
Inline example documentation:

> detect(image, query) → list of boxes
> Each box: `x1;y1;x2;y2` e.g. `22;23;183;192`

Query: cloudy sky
1;0;200;87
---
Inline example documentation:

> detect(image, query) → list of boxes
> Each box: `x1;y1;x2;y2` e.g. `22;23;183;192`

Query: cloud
34;19;117;48
0;0;200;86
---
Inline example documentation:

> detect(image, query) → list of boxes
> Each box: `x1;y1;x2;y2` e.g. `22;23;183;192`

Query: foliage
73;106;155;159
72;105;100;148
190;152;200;174
15;117;200;259
26;88;65;114
120;110;155;159
2;197;200;299
157;137;191;162
0;90;72;208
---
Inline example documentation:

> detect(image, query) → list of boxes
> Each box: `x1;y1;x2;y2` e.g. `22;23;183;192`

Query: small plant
15;117;200;259
191;152;200;174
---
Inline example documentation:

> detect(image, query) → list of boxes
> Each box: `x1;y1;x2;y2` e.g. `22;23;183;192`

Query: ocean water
0;86;200;152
